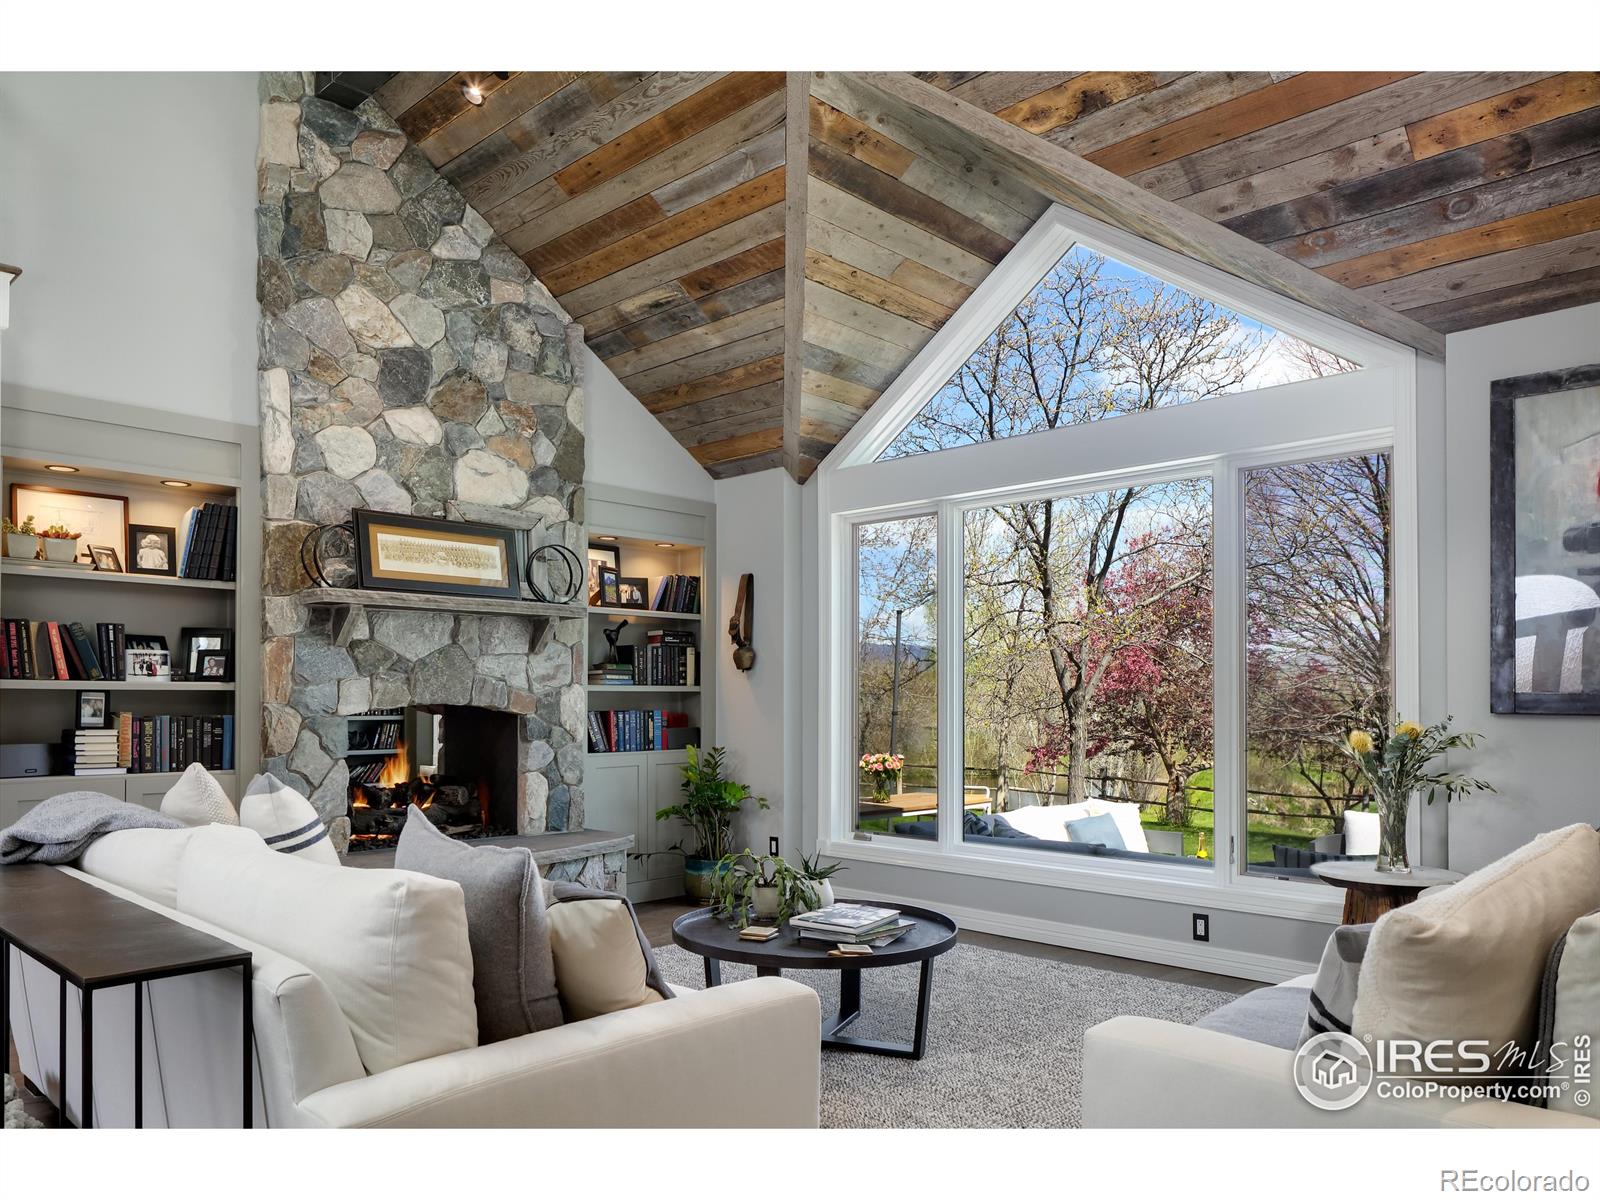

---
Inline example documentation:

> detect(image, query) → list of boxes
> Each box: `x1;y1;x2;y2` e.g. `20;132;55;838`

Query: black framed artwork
1490;363;1600;715
197;649;233;681
88;545;123;573
616;575;650;609
353;509;520;600
127;523;177;576
76;689;111;730
597;564;622;608
179;627;233;680
588;542;621;605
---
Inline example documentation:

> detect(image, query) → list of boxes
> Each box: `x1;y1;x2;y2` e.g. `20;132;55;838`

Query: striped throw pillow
240;773;339;865
1300;922;1373;1044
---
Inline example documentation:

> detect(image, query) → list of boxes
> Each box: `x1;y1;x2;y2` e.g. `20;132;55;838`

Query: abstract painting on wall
1491;363;1600;714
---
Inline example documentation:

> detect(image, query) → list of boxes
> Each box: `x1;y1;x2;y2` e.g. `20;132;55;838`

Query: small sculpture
601;619;629;667
728;573;755;672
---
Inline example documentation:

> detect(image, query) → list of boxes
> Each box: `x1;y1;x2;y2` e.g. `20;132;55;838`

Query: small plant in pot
708;851;818;929
653;745;768;901
2;516;38;560
38;523;81;563
798;852;845;908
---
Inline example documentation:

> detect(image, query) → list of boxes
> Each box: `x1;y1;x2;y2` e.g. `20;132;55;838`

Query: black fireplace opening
346;705;520;851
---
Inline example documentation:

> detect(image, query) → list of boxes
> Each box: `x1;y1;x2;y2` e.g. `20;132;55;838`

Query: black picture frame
588;541;621;605
124;634;169;652
196;649;233;682
616;575;650;609
354;509;520;600
179;626;233;680
1490;362;1600;715
87;545;123;573
75;689;110;730
597;564;622;608
127;523;177;576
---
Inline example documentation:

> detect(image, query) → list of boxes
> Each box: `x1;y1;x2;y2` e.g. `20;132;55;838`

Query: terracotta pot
41;537;78;563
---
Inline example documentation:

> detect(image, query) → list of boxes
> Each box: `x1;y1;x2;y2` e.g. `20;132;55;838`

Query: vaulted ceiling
367;70;1600;481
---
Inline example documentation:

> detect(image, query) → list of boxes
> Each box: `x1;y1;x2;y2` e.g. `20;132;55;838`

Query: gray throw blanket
0;792;183;864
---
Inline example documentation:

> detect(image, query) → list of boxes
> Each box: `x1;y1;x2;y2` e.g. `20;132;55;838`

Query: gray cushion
1194;985;1313;1051
1535;908;1600;1116
394;805;562;1043
1299;922;1373;1046
1065;813;1125;850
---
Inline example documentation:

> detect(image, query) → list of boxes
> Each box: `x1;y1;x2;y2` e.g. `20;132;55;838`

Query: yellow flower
1395;721;1424;740
1348;730;1374;754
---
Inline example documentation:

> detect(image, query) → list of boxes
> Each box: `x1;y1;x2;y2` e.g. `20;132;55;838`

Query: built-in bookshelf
0;391;261;829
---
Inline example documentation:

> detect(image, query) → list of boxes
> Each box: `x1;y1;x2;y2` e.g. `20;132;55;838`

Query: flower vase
1375;791;1411;874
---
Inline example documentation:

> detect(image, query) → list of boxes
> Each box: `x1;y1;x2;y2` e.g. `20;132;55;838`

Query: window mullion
936;501;963;851
1211;460;1243;884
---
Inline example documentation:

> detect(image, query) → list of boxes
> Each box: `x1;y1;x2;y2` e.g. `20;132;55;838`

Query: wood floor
635;898;1263;995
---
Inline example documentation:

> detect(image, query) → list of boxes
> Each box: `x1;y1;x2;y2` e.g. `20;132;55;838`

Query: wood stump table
1310;861;1463;924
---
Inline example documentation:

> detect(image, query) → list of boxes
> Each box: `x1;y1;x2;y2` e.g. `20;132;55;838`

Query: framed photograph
196;649;233;681
617;575;650;609
178;627;232;680
127;523;177;576
10;484;127;565
354;509;519;599
88;545;123;573
126;648;172;681
1490;363;1600;714
76;689;110;730
125;634;169;653
588;542;621;605
597;564;622;608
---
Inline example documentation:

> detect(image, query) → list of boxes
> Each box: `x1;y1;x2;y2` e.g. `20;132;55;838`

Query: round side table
1310;861;1462;924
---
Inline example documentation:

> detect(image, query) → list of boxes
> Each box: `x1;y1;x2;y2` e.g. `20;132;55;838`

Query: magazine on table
790;902;901;933
795;918;917;946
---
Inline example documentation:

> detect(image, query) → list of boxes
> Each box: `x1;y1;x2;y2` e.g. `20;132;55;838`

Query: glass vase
1375;790;1411;874
872;777;892;804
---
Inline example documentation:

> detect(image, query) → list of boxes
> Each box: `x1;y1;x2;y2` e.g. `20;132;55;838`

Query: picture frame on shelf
588;541;621;605
125;634;170;653
196;649;233;681
10;484;127;566
126;648;172;681
178;626;232;680
617;575;650;609
597;564;622;608
128;523;177;576
87;544;123;573
76;689;110;730
353;509;520;599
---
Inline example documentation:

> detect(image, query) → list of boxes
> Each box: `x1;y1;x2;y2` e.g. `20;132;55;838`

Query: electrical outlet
768;836;780;856
1192;913;1210;942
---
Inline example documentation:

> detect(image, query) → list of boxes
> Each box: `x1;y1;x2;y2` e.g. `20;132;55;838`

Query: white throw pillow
79;827;200;907
160;763;239;826
546;897;665;1021
177;828;477;1075
240;773;339;865
1343;809;1380;857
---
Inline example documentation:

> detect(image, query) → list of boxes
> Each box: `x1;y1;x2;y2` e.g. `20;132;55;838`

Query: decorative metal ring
301;521;356;588
524;543;583;603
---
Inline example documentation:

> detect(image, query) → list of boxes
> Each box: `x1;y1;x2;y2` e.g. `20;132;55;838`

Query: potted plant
3;515;38;560
708;851;818;929
38;523;81;563
798;852;845;908
1344;717;1494;873
654;745;768;901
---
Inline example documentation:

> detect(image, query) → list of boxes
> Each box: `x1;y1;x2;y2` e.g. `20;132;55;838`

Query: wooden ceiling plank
803;341;904;392
611;297;709;351
466;71;714;216
855;71;1446;357
554;72;785;199
889;258;975;309
690;427;786;466
806;213;906;280
494;179;572;253
810;96;917;177
655;125;787;215
801;367;881;409
1045;71;1276;156
783;71;810;479
523;194;668;276
808;177;993;287
678;237;787;298
655;382;785;430
1316;193;1600;289
671;405;787;445
1406;73;1596;161
800;390;876;428
995;71;1180;136
805;280;938;352
577;281;692;339
642;354;784;413
915;71;989;93
950;72;1086;114
1233;107;1600;244
697;267;786;322
604;298;785;380
558;203;784;318
705;448;788;478
1088;71;1414;178
622;326;787;395
805;310;914;370
804;247;957;328
1398;263;1600;333
1131;72;1553;201
541;167;785;296
1355;228;1600;311
503;91;784;249
1277;150;1600;272
375;72;455;117
1179;128;1413;223
400;73;517;157
898;156;1046;241
419;72;580;169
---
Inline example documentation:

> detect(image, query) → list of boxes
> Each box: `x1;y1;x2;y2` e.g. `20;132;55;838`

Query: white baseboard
858;889;1316;984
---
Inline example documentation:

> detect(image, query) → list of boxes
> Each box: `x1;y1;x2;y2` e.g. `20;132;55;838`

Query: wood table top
0;865;250;988
672;900;958;971
1310;861;1463;889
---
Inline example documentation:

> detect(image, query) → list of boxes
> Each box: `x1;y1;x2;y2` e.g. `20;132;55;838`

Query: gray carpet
655;941;1233;1127
4;1073;44;1130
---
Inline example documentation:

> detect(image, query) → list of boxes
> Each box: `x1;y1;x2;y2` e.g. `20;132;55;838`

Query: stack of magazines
790;903;916;947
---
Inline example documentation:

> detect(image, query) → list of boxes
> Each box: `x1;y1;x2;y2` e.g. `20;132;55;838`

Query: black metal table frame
701;954;937;1060
0;933;253;1129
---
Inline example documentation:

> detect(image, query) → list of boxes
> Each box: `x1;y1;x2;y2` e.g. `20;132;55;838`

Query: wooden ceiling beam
851;71;1447;359
781;71;810;480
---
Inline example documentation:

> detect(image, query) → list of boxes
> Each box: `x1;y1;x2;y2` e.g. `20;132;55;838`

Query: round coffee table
1310;861;1463;924
671;900;957;1060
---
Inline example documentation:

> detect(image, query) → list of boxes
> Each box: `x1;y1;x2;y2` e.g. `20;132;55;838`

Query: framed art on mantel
1490;363;1600;714
353;509;520;600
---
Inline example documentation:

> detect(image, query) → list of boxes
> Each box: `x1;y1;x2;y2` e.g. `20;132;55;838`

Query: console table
0;865;253;1128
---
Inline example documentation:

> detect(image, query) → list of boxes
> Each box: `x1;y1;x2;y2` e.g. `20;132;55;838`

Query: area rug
654;941;1233;1127
4;1073;44;1129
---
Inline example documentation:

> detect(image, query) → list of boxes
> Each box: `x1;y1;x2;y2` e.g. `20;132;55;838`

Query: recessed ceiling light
45;464;79;473
655;542;675;548
460;80;485;106
596;535;618;542
161;480;192;488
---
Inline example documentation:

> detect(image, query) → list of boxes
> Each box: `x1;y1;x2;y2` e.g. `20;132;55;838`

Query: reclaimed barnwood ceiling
373;70;1600;481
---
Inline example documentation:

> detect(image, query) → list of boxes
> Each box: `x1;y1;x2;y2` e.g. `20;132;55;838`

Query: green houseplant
1344;716;1494;873
3;515;38;560
654;745;768;901
709;851;818;928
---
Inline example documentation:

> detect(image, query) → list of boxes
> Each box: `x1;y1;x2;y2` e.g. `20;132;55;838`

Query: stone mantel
296;587;582;649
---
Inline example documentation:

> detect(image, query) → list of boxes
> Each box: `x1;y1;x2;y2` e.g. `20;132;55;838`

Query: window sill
821;834;1345;923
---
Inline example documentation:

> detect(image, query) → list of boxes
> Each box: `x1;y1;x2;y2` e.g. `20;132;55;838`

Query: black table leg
57;974;67;1128
133;980;143;1130
755;965;781;978
81;986;93;1129
821;959;936;1060
911;958;934;1061
1;933;9;1118
241;963;252;1129
824;968;863;1037
703;957;722;988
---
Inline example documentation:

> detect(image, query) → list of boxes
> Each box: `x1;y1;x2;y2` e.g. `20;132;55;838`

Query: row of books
71;712;235;775
176;502;239;581
350;755;403;786
649;575;702;614
1;618;127;680
586;709;695;753
585;631;699;688
349;720;402;751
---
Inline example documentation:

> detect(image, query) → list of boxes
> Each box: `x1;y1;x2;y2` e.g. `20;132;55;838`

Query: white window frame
814;204;1418;923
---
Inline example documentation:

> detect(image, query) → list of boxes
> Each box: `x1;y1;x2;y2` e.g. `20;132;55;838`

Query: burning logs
348;778;486;846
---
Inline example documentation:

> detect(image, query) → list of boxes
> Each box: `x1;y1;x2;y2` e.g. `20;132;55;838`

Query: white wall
715;468;802;858
1443;301;1600;871
582;346;714;502
0;73;258;425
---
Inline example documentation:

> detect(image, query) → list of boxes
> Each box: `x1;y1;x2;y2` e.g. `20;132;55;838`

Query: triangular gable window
877;243;1359;462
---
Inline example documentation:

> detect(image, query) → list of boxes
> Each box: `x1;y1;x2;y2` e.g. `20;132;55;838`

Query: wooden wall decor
371;70;1600;483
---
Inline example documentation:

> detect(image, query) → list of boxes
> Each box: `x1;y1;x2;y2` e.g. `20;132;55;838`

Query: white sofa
5;827;821;1128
